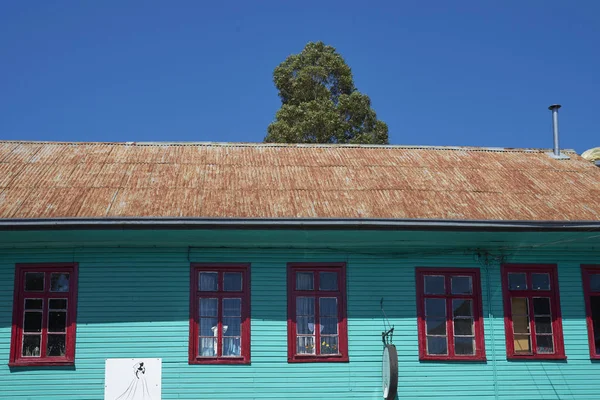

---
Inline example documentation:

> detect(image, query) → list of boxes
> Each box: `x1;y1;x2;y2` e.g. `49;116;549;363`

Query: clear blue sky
1;1;598;152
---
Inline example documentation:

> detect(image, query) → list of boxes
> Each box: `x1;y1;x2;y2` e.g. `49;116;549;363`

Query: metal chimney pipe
548;104;561;156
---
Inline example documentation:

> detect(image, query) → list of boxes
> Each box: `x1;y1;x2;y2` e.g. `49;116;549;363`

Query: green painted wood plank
1;229;600;399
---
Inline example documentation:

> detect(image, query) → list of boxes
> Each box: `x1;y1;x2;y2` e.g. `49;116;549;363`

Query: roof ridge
0;140;577;154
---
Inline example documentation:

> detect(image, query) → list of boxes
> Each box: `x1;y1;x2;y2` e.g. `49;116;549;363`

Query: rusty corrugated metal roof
1;141;599;221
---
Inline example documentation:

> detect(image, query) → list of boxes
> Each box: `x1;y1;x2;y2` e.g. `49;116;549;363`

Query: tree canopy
264;42;389;144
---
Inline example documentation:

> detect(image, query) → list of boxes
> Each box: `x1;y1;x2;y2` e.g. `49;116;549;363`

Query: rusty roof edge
0;217;599;232
0;140;578;154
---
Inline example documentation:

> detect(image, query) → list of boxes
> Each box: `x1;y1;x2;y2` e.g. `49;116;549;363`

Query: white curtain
223;333;241;356
223;298;241;356
199;272;218;291
297;297;315;354
296;272;314;290
199;298;218;356
199;298;242;357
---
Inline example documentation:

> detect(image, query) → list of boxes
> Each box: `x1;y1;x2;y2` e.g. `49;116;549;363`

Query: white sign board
105;358;162;400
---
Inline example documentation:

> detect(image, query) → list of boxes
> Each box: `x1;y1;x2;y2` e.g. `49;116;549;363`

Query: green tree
265;42;389;144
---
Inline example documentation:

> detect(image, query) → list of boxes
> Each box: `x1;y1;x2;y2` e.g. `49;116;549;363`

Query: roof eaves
0;217;599;232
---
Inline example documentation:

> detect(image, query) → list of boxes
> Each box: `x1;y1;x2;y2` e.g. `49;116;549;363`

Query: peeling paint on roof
0;141;599;221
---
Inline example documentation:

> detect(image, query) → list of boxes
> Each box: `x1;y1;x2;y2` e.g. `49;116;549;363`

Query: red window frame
9;263;78;367
287;263;349;363
501;264;565;360
189;264;250;365
415;268;486;361
581;265;600;359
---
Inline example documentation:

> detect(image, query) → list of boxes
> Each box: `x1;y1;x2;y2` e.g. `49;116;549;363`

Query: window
189;264;250;364
501;264;565;359
287;263;348;362
10;263;78;366
581;265;600;358
415;268;486;361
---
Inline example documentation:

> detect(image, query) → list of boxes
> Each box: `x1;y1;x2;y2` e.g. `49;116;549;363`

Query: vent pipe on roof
547;104;569;160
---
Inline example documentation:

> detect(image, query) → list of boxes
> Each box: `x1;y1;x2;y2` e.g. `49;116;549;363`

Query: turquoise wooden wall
1;229;600;399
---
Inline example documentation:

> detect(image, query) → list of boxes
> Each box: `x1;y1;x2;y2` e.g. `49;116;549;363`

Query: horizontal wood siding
0;230;600;399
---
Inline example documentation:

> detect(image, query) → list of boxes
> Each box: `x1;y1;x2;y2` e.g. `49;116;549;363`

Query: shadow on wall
0;258;589;335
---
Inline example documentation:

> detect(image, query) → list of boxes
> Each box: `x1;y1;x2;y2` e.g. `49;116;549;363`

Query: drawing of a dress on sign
112;362;152;400
104;358;161;400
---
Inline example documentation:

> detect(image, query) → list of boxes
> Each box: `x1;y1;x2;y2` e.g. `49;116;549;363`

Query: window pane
508;273;527;290
513;316;530;334
425;298;446;317
199;298;218;317
47;334;66;357
590;274;600;292
223;298;241;317
49;299;67;310
319;272;338;291
533;297;551;316
296;272;314;290
297;336;316;354
426;336;448;355
426;317;447;335
455;337;475;355
223;272;242;291
223;337;241;356
296;297;315;316
223;317;241;337
531;273;550;291
297;316;316;334
25;299;42;309
24;312;42;332
536;335;554;353
591;296;600;354
534;317;552;334
592;296;600;319
199;317;218;336
454;318;474;335
320;335;339;355
50;273;70;292
48;311;67;333
22;335;41;357
424;275;445;295
199;337;216;357
199;272;218;291
453;299;473;317
320;297;337;317
451;276;472;295
511;297;529;315
514;334;531;353
25;272;44;291
320;317;338;335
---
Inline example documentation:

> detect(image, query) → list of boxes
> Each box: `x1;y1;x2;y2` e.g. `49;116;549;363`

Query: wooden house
1;141;600;399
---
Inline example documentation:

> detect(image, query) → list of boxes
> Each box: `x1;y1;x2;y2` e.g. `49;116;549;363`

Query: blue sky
1;1;598;152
